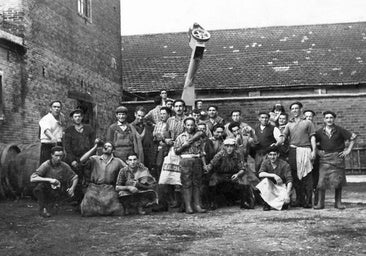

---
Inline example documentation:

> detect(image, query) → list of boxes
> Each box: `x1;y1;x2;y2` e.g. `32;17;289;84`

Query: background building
122;22;366;145
0;0;122;143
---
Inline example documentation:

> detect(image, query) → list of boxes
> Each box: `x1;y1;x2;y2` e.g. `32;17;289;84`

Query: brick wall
122;94;366;146
0;0;122;144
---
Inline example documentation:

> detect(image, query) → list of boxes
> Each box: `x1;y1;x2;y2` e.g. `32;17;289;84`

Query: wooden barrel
8;143;41;197
0;143;21;199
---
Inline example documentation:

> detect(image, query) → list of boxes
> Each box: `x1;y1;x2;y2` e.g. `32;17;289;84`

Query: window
78;0;92;22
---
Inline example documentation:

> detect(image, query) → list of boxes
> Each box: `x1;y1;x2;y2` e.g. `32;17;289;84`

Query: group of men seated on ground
30;90;357;217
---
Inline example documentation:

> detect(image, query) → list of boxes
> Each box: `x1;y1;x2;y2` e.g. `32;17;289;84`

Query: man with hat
204;138;259;210
303;109;316;123
174;117;206;214
314;111;357;209
282;101;316;208
64;108;95;203
106;106;138;162
257;146;293;211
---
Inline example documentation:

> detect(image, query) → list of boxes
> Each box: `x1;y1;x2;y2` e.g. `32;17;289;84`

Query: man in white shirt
39;100;65;165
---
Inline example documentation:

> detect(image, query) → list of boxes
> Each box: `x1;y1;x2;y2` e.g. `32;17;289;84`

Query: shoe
263;204;271;211
39;208;51;218
240;202;253;209
137;207;146;215
210;202;218;210
303;203;312;209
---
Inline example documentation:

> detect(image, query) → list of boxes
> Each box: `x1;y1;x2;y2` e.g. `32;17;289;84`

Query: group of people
30;90;357;217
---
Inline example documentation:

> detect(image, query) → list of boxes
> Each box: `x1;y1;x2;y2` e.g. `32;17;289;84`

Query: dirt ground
1;183;366;256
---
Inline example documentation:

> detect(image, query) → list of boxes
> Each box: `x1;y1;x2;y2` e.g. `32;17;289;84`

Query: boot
192;187;207;213
314;189;325;209
335;188;346;209
209;186;218;210
313;188;319;207
170;191;182;208
240;185;254;209
182;188;194;214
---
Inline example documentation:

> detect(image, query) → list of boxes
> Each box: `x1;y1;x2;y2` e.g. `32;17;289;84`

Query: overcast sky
121;0;366;35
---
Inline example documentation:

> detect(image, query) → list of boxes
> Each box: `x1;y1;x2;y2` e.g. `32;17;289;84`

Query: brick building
0;0;122;144
122;22;366;146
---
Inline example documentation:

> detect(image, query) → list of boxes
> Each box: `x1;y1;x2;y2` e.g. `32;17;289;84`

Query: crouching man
30;146;78;217
256;146;293;211
115;153;158;215
205;138;258;210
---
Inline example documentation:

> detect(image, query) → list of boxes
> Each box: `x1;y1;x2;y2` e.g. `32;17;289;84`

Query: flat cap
69;109;83;117
223;138;236;145
115;106;128;114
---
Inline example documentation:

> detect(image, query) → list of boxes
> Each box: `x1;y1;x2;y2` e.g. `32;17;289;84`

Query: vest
255;124;276;152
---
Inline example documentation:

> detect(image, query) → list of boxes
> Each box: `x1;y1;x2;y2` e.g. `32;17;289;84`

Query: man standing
314;111;357;209
160;90;169;106
106;106;138;162
63;109;95;202
278;113;290;161
31;146;78;217
145;96;162;125
166;99;188;141
303;110;316;122
253;112;283;174
194;100;207;121
174;117;206;214
153;106;170;179
283;102;316;208
224;110;251;138
130;106;155;171
257;147;293;211
39;100;65;164
205;105;224;132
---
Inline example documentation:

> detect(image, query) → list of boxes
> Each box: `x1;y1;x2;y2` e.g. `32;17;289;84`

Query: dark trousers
289;148;313;206
40;142;62;165
33;183;68;209
180;158;203;189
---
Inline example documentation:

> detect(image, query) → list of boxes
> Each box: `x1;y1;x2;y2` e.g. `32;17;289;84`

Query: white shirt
39;112;64;143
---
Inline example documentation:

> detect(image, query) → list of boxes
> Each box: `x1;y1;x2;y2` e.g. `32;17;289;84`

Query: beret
323;110;337;118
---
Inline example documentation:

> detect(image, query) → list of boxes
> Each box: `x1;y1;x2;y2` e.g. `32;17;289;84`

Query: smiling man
283;102;316;208
106;106;138;162
174;117;206;214
257;146;293;211
314;111;357;210
130;106;155;170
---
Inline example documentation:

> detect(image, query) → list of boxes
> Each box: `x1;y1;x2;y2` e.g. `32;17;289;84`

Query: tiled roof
122;22;366;93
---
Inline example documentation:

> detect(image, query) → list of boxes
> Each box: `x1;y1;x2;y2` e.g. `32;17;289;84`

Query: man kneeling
205;138;258;210
30;146;78;217
116;153;158;215
257;147;293;211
